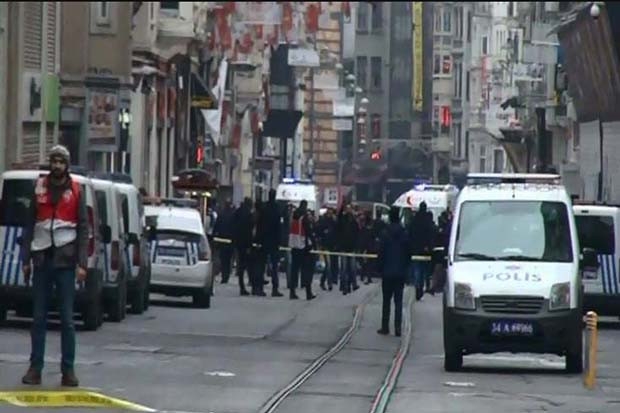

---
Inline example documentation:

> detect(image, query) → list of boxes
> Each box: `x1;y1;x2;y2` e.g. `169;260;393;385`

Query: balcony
158;4;194;39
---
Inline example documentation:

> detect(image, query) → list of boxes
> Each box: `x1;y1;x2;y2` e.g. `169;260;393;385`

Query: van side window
0;179;35;227
575;215;615;255
95;190;108;226
121;194;130;234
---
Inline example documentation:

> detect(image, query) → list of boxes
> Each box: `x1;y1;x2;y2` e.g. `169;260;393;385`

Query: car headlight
549;282;570;311
454;282;476;310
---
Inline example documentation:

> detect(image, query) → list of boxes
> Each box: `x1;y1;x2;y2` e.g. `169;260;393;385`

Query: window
455;7;463;38
466;71;470;101
120;194;130;235
96;1;111;25
454;201;574;263
467;11;472;42
493;149;505;173
442;55;452;75
357;2;369;31
482;36;488;55
508;2;515;17
453;123;462;158
370;57;382;89
479;145;486;172
434;55;441;75
95;190;108;227
441;106;451;135
0;179;34;226
371;2;382;31
371;114;381;140
356;56;368;89
435;9;442;32
465;131;470;160
443;9;451;32
575;216;615;255
454;62;462;97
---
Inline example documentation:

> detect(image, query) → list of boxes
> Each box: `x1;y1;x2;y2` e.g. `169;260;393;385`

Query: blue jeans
410;262;427;299
264;247;280;292
30;266;76;373
340;256;357;293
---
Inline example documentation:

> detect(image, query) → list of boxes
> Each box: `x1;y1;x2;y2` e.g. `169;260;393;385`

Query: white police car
145;199;213;308
442;173;598;373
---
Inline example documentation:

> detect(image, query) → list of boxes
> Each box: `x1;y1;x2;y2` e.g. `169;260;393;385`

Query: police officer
20;145;88;387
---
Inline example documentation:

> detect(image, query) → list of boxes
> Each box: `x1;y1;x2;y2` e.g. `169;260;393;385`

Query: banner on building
87;88;119;151
413;2;423;112
22;72;42;122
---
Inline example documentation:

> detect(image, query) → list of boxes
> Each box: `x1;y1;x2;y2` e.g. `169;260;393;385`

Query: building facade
59;1;133;174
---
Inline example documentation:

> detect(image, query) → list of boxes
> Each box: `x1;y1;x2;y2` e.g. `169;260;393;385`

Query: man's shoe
21;367;41;385
395;330;402;337
61;370;79;387
377;329;389;335
272;290;284;297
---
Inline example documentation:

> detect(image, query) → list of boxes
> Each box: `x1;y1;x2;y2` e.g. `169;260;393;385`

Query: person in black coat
213;200;235;283
233;198;253;296
377;207;411;337
260;189;284;297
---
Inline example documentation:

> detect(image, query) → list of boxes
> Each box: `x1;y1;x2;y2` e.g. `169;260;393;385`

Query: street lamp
590;3;601;19
360;97;369;106
335;62;344;71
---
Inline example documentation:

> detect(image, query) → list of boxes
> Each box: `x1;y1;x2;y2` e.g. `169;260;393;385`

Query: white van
276;178;320;212
114;183;150;314
573;203;620;315
393;184;459;224
0;169;104;330
91;179;129;322
442;173;598;373
145;202;213;308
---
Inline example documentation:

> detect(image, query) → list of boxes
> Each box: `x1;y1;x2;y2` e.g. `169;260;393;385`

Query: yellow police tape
212;237;432;261
0;390;155;411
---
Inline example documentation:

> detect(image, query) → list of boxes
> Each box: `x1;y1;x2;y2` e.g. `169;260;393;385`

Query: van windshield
575;215;615;255
0;179;35;227
454;201;573;262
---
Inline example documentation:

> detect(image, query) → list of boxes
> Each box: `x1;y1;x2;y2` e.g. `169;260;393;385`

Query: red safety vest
289;216;306;250
31;176;81;251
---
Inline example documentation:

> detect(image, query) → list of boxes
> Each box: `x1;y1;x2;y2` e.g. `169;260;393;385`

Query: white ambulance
572;202;620;316
393;184;459;224
442;173;598;373
276;178;320;212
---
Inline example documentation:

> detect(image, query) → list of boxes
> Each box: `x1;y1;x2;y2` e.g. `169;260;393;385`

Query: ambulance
393;184;459;224
442;173;598;373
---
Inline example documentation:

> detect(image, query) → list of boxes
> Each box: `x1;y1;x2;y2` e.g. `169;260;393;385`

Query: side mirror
580;247;599;270
100;224;112;244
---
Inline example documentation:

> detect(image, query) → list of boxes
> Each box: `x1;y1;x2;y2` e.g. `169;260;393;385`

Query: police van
442;173;598;373
145;198;213;308
0;167;104;330
572;202;620;315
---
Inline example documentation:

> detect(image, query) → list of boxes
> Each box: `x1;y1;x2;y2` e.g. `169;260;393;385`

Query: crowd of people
210;189;454;312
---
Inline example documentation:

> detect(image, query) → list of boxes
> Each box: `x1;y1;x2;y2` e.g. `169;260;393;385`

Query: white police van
442;173;598;373
0;167;104;330
572;202;620;316
145;198;213;308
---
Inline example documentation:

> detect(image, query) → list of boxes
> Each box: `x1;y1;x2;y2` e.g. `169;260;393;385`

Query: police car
573;202;620;316
145;199;213;308
442;173;598;373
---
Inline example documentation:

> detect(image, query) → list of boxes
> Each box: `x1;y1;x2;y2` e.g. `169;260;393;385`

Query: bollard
583;311;598;389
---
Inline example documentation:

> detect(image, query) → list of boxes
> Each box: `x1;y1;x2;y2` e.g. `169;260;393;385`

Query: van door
0;179;33;287
575;213;618;295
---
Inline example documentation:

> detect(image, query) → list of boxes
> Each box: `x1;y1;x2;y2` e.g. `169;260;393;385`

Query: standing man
260;189;284;297
288;200;311;300
233;198;254;296
377;207;410;337
213;199;235;284
20;145;88;387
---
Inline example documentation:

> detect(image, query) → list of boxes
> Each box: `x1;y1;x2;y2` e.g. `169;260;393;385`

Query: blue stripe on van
5;227;15;286
1;226;10;285
13;227;23;286
611;254;619;295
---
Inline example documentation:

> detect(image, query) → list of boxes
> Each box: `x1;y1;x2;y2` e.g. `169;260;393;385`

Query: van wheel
566;332;584;374
83;297;102;331
129;280;146;315
108;281;127;322
0;306;7;325
444;348;463;372
193;289;211;309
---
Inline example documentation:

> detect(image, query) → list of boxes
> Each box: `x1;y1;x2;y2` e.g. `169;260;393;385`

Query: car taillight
111;241;119;271
133;243;141;266
198;238;210;261
87;206;95;257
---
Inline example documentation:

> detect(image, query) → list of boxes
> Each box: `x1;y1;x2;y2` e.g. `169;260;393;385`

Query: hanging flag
282;2;293;34
216;9;232;51
306;3;319;33
222;2;236;15
255;24;263;39
341;2;351;22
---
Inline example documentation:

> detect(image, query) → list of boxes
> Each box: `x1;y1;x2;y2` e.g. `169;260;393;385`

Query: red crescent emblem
406;195;415;206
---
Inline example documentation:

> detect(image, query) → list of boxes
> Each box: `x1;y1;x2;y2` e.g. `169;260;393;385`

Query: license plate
583;269;598;280
490;320;534;336
160;259;181;266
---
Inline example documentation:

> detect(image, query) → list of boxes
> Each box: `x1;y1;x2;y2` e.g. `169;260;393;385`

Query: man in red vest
20;145;88;387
